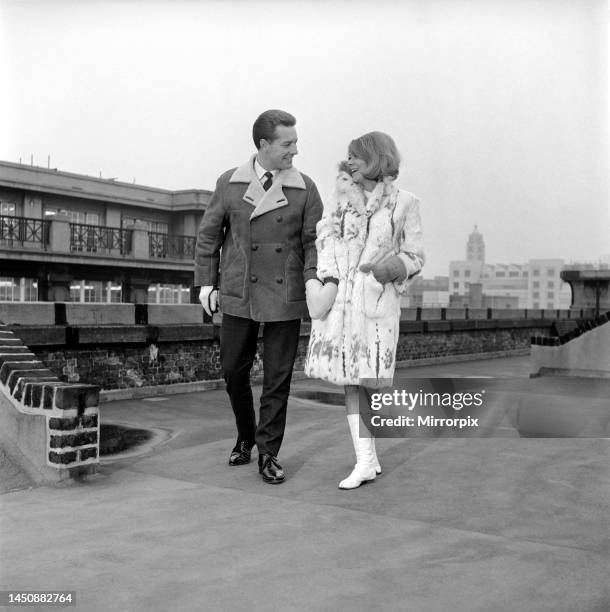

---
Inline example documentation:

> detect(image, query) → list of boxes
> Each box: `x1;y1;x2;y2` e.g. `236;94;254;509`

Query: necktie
262;171;273;191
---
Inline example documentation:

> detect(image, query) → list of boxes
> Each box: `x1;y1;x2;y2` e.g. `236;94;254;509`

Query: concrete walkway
1;356;608;611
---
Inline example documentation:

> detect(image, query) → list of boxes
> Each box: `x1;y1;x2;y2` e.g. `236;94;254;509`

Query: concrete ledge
0;303;55;325
400;308;419;321
156;324;215;342
65;303;135;325
7;325;66;346
399;321;425;333
495;309;527;320
147;304;204;325
445;308;467;320
426;321;451;332
100;378;226;402
396;348;530;369
531;367;610;379
75;325;148;345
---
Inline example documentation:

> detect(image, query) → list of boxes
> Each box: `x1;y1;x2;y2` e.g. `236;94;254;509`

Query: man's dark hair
252;109;296;149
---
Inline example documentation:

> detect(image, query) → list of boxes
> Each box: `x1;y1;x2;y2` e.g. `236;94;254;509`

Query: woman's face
347;152;368;185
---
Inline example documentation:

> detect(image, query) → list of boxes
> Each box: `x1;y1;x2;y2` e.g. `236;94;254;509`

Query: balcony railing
70;223;133;255
149;232;196;260
0;215;50;248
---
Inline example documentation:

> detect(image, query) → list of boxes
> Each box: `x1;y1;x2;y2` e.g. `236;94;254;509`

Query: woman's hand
359;256;407;284
306;279;338;319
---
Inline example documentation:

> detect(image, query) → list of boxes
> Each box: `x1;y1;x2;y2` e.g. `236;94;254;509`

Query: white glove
199;286;218;317
306;278;338;320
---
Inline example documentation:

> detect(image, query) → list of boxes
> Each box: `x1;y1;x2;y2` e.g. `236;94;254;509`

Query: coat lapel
229;155;306;221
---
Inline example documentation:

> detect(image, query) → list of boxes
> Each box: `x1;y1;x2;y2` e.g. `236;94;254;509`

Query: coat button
275;246;282;253
251;276;257;283
276;216;283;222
251;244;258;251
276;278;283;284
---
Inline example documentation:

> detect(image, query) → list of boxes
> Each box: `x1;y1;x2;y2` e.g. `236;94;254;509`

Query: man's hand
199;286;219;317
359;256;407;284
306;279;338;320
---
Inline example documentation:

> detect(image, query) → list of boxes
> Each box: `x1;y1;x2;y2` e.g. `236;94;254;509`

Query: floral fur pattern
304;173;424;387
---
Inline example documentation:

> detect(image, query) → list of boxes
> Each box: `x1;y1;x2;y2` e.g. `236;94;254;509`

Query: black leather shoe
258;453;285;484
229;440;253;466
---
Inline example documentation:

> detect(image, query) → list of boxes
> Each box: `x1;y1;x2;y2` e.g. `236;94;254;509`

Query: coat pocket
362;273;398;319
220;247;246;299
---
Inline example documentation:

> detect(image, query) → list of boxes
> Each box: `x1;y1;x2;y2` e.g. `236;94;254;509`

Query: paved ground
1;356;609;612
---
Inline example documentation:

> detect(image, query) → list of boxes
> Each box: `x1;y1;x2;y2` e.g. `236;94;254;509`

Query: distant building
0;160;211;303
466;225;485;263
449;227;571;309
404;276;449;307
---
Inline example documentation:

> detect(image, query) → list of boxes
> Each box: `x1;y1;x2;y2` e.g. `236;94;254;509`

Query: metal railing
149;232;196;259
0;215;50;248
70;223;133;255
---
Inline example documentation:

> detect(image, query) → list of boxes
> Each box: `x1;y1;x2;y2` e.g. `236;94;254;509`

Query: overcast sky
1;0;608;278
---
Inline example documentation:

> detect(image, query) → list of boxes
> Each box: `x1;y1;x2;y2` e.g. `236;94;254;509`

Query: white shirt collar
254;157;278;182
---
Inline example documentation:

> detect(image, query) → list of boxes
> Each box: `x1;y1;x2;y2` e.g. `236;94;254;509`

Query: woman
304;131;424;489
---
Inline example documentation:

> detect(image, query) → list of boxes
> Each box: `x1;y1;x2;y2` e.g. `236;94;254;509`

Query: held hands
359;256;408;284
306;278;338;320
199;286;219;317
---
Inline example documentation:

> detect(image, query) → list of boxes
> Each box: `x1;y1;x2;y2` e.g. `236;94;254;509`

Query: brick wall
0;324;100;482
36;335;313;390
19;317;561;392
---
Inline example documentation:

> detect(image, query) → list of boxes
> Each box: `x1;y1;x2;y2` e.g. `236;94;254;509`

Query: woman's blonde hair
348;131;401;181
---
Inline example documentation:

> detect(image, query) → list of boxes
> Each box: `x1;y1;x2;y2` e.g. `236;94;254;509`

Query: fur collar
229;155;306;189
230;154;306;220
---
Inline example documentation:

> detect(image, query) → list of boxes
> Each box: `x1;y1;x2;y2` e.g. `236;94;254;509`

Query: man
194;109;323;484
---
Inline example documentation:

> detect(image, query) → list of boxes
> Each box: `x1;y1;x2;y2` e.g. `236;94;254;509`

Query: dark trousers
220;313;301;456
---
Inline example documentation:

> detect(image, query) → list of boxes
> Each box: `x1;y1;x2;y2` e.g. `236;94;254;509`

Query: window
547;268;555;276
547;291;554;299
70;280;122;303
464;270;471;278
509;271;519;277
533;302;539;308
147;283;191;304
533;291;539;299
533;281;539;288
0;201;16;216
546;302;554;309
453;270;460;277
0;277;38;301
533;269;540;276
548;281;554;288
122;216;168;234
496;272;505;277
45;208;99;225
453;282;459;289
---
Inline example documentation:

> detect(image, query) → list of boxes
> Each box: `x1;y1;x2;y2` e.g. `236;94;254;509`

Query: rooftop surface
1;356;608;611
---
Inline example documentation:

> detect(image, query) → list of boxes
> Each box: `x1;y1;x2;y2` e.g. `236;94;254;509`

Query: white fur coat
304;173;424;387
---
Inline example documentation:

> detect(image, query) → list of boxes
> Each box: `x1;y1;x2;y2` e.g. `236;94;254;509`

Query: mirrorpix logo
359;378;488;437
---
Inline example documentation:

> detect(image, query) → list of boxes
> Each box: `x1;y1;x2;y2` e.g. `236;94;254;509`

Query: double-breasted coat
194;155;323;321
304;174;424;387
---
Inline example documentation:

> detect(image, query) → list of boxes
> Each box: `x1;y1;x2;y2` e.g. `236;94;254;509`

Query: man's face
259;125;298;171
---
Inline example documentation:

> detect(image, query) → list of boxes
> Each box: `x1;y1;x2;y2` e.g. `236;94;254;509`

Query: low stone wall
0;325;100;484
6;313;576;395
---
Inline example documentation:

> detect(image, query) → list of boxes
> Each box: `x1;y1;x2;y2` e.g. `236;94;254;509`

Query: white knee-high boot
339;413;377;489
343;409;381;475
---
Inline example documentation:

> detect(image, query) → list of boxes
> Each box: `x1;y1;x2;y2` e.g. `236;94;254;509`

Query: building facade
449;227;571;309
0;161;211;303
